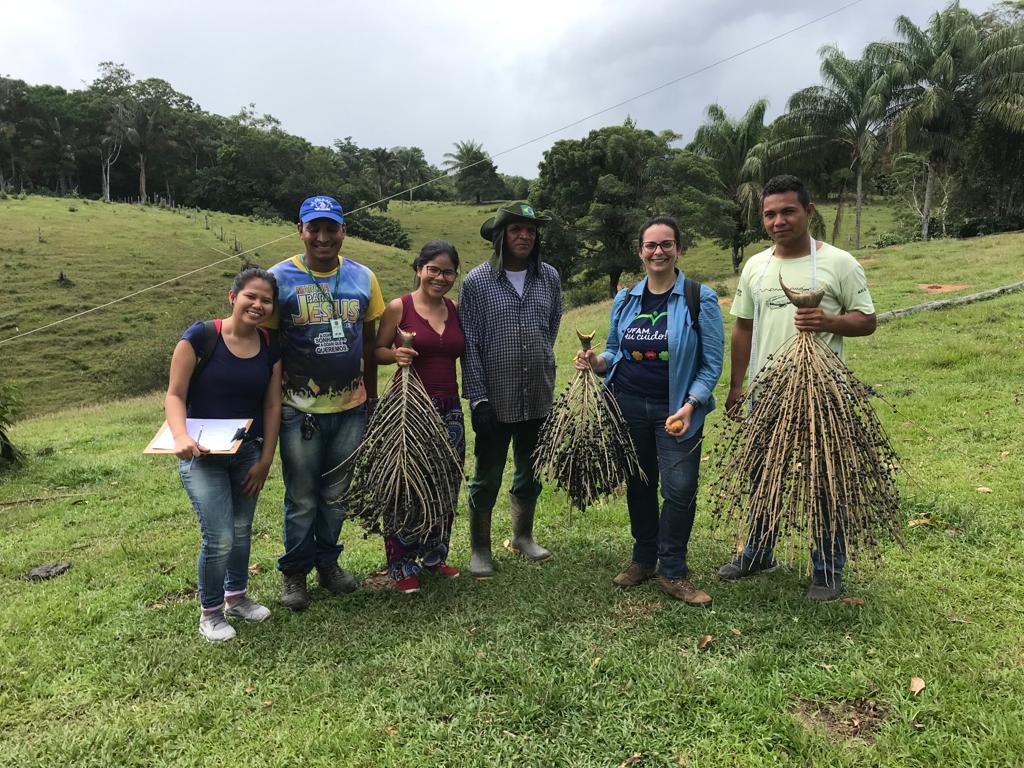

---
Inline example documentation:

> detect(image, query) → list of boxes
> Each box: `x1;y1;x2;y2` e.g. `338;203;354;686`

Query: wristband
684;395;700;409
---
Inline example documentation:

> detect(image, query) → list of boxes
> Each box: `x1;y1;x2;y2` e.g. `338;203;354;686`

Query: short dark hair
231;266;278;308
412;240;460;271
638;215;682;248
761;175;811;208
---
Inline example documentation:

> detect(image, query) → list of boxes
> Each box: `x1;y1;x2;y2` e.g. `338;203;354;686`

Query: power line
0;0;863;348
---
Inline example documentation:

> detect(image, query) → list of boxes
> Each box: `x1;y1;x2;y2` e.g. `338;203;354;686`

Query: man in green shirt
718;175;877;601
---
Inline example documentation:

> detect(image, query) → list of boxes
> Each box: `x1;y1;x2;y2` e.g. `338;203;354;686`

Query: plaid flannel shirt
459;261;563;423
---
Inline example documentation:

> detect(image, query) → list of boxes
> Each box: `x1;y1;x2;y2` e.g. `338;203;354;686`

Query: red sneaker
394;574;420;593
429;563;461;578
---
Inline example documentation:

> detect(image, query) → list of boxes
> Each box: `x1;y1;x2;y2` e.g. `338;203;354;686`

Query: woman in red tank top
374;241;466;593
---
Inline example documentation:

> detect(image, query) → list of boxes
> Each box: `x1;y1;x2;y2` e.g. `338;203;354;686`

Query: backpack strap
683;277;701;333
187;320;221;405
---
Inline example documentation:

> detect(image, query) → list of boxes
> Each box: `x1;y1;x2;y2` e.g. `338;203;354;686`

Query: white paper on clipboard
145;418;252;454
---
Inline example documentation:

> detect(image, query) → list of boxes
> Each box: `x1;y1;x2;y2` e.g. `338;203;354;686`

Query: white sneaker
199;612;236;642
225;596;271;623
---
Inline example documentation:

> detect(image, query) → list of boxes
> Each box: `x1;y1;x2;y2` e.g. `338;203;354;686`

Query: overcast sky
3;0;993;179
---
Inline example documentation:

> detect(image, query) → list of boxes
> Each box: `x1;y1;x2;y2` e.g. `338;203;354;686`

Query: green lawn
2;276;1023;765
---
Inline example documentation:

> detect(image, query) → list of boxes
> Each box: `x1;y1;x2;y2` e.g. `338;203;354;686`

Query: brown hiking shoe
612;562;657;587
658;576;713;607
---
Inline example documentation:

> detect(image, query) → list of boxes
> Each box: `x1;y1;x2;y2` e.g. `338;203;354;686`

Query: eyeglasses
641;240;677;253
423;265;457;279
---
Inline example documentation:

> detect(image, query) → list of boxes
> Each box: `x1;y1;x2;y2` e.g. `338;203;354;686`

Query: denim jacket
598;269;725;441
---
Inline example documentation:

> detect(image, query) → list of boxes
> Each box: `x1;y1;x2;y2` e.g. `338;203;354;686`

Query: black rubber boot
468;503;495;578
507;494;552;561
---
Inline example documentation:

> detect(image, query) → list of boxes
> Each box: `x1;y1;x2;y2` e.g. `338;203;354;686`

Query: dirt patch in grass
792;697;889;743
917;283;974;293
362;568;394;592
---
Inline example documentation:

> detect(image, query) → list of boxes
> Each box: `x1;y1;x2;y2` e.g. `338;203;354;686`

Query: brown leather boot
658;576;712;607
612;562;657;587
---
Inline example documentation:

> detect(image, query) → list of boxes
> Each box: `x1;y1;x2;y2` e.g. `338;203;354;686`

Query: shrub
871;232;909;249
345;212;411;250
953;215;1024;238
0;380;24;469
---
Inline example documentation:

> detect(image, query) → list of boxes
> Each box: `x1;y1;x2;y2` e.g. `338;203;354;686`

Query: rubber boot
468;503;495;578
507;493;552;561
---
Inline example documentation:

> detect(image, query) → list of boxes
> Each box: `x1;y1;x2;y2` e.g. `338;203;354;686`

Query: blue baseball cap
298;195;345;225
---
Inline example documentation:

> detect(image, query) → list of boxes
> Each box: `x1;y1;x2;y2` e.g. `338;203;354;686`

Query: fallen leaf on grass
248;563;262;574
259;532;270;541
912;721;925;730
909;677;926;696
244;685;255;694
729;627;742;637
261;699;273;708
976;486;993;493
676;754;689;768
840;597;865;607
697;635;713;650
816;663;835;671
384;725;398;737
1000;451;1010;458
590;656;602;670
946;615;972;624
908;518;931;527
945;527;963;537
619;754;643;767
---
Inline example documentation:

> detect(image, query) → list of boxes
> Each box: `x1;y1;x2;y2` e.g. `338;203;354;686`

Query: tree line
534;2;1024;293
0;64;529;244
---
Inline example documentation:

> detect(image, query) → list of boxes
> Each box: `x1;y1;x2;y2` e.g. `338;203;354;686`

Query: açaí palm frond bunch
326;330;463;540
709;277;903;569
533;328;646;513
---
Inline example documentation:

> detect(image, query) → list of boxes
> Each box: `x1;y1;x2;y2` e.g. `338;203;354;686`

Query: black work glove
471;401;498;436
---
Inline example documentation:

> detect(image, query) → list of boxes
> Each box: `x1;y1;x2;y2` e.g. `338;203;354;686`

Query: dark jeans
467;417;543;514
741;460;847;576
616;391;702;580
277;404;366;575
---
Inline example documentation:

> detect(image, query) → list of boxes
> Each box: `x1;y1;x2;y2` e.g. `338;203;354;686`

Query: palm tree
689;100;770;272
870;3;1024;240
364;147;399;210
443;139;499;203
393;146;431;201
783;48;886;249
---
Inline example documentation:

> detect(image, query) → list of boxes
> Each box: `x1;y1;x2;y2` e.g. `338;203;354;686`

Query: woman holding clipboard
164;266;283;642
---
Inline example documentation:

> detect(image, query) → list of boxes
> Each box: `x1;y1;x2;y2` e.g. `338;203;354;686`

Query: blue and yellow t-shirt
267;255;385;414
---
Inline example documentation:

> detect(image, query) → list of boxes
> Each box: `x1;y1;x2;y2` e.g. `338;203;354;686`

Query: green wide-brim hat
479;201;550;241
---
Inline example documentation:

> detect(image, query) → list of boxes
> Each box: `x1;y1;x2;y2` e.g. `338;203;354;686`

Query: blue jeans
179;441;262;610
615;391;703;580
741;460;847;577
277;404;366;575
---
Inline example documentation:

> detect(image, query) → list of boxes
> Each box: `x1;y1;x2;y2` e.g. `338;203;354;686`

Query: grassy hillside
1;284;1023;766
2;194;1021;417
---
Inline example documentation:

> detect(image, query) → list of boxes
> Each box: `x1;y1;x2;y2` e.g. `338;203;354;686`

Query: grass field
2;245;1023;767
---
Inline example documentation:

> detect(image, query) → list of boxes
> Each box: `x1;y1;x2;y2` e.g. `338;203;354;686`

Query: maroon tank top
396;293;464;399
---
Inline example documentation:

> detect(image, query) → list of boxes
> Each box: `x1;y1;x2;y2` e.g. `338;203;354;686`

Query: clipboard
144;418;253;455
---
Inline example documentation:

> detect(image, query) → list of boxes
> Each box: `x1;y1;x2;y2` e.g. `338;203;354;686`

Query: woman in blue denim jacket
164;267;283;641
575;216;724;607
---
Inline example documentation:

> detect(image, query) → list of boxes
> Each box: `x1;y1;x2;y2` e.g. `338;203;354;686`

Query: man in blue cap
266;195;385;610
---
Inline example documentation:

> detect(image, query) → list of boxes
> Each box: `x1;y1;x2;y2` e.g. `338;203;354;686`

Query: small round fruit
666;419;684;435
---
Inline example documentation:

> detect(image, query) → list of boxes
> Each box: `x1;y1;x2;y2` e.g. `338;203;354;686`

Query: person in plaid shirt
460;202;563;578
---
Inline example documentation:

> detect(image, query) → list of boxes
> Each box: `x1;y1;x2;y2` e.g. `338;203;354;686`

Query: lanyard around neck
299;256;342;318
749;235;817;382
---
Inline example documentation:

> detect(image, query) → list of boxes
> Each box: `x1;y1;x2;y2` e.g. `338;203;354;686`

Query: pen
188;427;204;471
